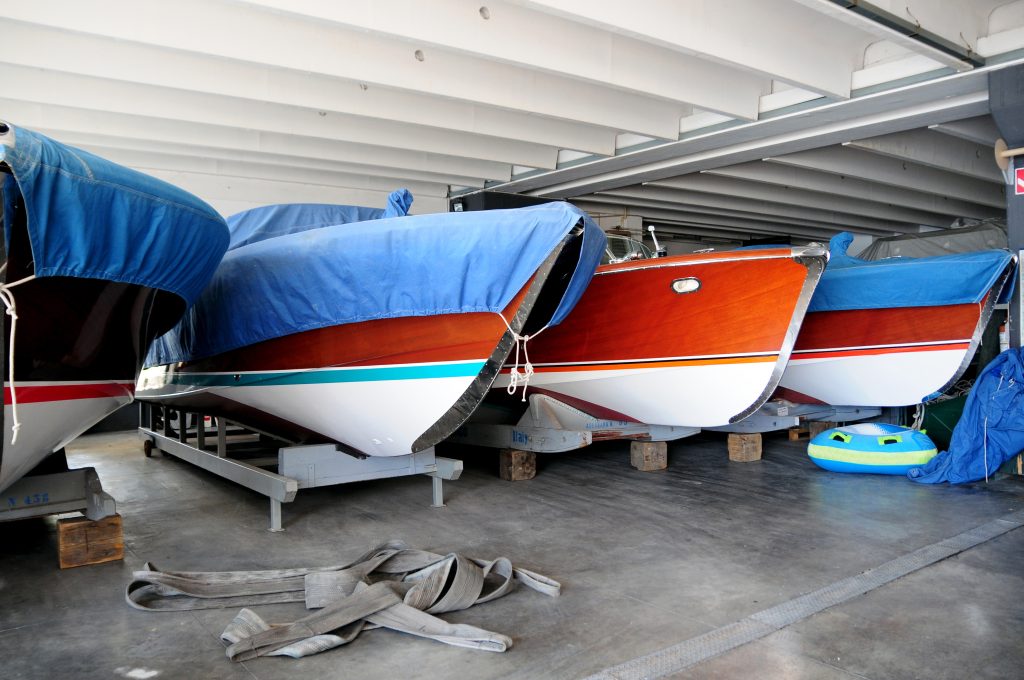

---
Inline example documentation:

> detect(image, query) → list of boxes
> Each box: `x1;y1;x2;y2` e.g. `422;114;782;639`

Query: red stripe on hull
501;354;779;373
525;250;812;365
791;342;970;361
4;382;135;405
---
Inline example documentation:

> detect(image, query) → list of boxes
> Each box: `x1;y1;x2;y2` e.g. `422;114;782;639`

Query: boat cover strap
0;124;228;307
125;540;560;661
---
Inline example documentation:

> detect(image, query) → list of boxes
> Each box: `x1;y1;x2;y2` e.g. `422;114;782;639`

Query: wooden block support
57;514;124;569
787;426;810;441
728;433;762;462
630;441;667;471
808;421;838;438
499;449;536;481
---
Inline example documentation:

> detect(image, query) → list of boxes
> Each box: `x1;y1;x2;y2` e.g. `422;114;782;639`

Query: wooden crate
808;421;837;438
728;433;762;462
787;426;810;441
499;449;536;481
630;441;667;471
57;514;124;569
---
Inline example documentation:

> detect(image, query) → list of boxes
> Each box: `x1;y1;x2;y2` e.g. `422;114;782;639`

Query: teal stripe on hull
168;361;487;388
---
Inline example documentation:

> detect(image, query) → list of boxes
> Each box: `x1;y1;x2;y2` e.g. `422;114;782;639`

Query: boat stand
708;401;883;435
447;393;699;478
0;466;116;522
449;393;700;453
138;403;463;532
708;400;883;463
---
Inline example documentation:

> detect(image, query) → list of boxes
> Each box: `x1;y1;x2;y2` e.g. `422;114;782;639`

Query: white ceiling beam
236;0;765;121
31;130;488;189
511;0;868;98
846;128;1002;183
146;170;450;216
850;53;947;91
860;0;1004;58
589;190;902;237
1;63;557;169
650;173;953;227
0;0;688;138
578;197;856;240
766;146;1005;208
928;116;1000;147
0;19;615;156
599;185;910;233
491;64;995;197
790;0;977;71
71;145;450;204
0;98;511;183
706;161;1000;220
978;26;1024;58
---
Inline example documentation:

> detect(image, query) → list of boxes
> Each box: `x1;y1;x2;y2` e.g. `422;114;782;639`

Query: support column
990;66;1024;348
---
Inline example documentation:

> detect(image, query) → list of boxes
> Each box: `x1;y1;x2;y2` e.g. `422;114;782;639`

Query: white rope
495;313;548;402
911;404;924;431
0;274;35;445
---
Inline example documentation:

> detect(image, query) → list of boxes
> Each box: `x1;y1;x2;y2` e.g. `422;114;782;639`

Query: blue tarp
226;190;413;250
147;201;605;366
0;125;229;307
808;232;1014;313
908;349;1024;484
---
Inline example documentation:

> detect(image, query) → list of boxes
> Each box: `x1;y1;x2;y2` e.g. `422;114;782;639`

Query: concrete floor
0;430;1022;679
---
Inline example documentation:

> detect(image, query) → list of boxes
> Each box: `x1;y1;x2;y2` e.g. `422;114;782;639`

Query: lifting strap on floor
125;540;560;661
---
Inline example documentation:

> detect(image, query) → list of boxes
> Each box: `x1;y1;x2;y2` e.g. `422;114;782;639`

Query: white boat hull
494;359;778;427
780;346;968;406
138;363;484;457
0;381;134;493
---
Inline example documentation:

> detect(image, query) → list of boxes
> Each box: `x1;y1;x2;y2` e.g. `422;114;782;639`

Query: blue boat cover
147;201;605;366
0;125;228;306
808;232;1014;313
908;349;1024;484
226;189;414;250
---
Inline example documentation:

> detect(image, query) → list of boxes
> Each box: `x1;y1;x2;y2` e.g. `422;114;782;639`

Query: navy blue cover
147;201;605;366
908;349;1024;484
0;125;228;306
808;232;1014;313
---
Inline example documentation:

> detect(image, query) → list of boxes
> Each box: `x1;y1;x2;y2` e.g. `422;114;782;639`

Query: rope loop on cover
496;313;548;402
0;275;36;445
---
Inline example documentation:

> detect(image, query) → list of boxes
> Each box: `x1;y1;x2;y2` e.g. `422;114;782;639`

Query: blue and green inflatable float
807;423;937;475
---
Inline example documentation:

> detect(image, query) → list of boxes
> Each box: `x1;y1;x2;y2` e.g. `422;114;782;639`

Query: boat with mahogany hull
0;123;228;492
778;233;1016;407
137;201;605;457
492;244;828;427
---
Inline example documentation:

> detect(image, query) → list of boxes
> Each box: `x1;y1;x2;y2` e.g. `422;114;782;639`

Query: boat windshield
603;234;653;264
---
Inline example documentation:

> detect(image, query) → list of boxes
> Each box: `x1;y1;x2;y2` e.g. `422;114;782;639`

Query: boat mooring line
586;509;1024;680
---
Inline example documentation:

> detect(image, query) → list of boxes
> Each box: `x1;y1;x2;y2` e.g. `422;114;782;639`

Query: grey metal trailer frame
138;402;462;531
